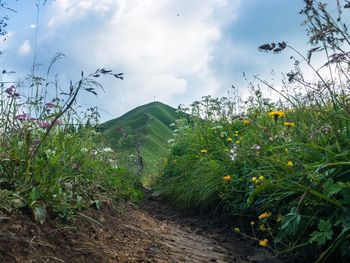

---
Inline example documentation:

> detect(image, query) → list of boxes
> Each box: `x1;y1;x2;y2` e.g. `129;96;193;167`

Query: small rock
150;191;162;199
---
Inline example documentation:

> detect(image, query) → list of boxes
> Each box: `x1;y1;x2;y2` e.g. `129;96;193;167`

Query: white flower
230;146;238;161
169;123;176;127
45;149;56;159
102;147;113;153
167;139;175;143
251;144;261;151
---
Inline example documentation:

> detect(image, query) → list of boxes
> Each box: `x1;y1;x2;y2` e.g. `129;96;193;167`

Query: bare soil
0;194;280;262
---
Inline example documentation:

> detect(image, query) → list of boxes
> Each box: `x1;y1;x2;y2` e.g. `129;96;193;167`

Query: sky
0;0;312;121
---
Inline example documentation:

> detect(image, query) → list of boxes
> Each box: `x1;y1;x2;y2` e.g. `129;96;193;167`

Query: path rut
0;194;279;262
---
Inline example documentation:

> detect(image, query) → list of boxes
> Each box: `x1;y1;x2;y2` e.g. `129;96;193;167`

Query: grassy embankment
0;67;142;224
155;2;350;262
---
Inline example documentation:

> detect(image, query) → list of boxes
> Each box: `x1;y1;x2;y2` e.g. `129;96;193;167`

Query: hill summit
100;101;181;184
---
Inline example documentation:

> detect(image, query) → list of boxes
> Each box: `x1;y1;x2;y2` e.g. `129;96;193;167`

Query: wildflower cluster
157;1;350;261
0;60;141;223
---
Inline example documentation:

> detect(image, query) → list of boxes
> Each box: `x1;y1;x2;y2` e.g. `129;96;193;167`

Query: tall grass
0;3;141;223
157;1;350;262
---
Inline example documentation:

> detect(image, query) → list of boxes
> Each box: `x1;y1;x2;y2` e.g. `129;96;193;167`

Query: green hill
100;101;181;185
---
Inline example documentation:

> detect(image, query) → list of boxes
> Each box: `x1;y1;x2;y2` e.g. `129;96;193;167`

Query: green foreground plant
0;60;141;223
156;1;350;262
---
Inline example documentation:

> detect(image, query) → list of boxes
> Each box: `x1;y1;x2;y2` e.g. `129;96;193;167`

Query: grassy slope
100;101;180;184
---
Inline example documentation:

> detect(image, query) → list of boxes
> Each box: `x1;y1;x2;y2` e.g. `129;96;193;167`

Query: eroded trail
0;194;276;262
121;197;251;263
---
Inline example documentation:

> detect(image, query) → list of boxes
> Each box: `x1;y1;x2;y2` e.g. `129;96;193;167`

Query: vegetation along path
0;192;279;262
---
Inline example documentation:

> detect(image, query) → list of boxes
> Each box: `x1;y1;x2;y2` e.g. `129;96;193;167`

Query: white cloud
122;74;187;105
47;0;116;27
30;24;37;28
19;40;31;55
43;0;242;119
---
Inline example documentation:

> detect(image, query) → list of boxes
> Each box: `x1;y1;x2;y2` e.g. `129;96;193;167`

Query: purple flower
45;102;56;109
5;86;21;98
5;86;15;95
15;112;28;121
33;139;41;145
39;121;52;129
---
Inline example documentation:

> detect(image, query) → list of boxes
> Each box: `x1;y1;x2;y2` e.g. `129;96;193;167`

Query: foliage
0;56;141;223
156;1;350;261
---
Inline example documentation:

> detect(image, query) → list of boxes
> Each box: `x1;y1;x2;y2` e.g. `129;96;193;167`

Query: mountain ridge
100;101;181;184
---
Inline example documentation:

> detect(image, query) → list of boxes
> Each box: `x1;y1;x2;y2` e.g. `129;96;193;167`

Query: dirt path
0;194;279;262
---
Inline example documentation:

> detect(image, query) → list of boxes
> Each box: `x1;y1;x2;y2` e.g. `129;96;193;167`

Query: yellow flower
234;227;240;233
252;177;258;183
284;121;295;127
223;175;232;182
243;119;251;125
259;239;269;247
250;221;255;226
258;176;265;181
201;149;208;154
268;111;285;118
235;140;240;145
287;160;293;167
234;131;239;137
258;212;271;220
227;137;233;142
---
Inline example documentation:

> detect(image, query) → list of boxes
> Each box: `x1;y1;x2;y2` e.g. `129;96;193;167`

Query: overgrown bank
0;63;142;224
156;2;350;262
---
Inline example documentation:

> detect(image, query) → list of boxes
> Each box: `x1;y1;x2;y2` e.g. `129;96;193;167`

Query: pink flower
45;102;56;109
15;112;28;121
39;121;51;129
6;86;20;98
39;119;63;129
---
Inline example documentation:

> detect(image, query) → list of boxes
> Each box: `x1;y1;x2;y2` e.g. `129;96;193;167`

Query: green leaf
93;200;101;210
32;204;47;225
341;189;350;205
76;195;83;210
324;180;342;196
281;207;301;235
11;198;26;209
309;219;334;246
29;187;42;204
319;219;332;232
